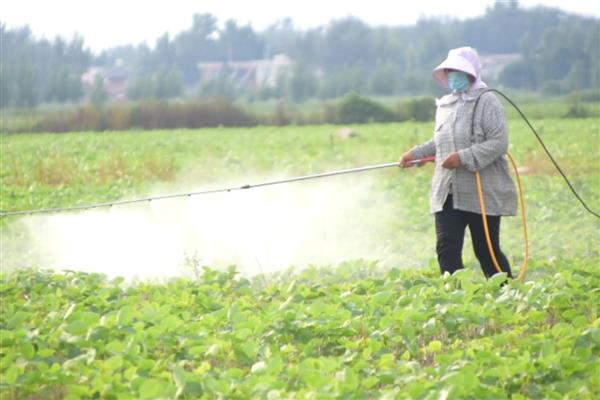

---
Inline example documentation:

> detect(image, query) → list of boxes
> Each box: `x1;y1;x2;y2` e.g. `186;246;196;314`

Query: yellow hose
475;153;529;281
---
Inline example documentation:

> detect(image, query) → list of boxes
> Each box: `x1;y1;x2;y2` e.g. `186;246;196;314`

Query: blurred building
198;54;293;88
80;65;129;101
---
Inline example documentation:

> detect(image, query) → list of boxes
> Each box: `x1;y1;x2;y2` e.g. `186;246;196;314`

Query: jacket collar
435;88;484;106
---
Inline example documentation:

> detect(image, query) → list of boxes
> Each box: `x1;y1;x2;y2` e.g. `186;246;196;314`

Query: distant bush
395;97;436;122
31;99;258;133
336;93;397;124
579;89;600;102
8;90;594;134
541;80;565;95
563;101;590;119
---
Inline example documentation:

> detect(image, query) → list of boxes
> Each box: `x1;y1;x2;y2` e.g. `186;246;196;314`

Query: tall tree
219;20;264;62
174;14;220;85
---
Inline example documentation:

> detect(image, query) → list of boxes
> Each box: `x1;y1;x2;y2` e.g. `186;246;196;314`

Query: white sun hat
432;46;487;90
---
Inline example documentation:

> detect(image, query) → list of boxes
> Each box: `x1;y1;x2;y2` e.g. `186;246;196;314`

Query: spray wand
0;157;435;218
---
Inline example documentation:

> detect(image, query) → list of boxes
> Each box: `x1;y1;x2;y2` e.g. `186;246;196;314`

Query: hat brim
432;54;478;87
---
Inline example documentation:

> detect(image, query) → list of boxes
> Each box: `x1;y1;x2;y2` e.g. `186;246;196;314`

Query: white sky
2;0;599;53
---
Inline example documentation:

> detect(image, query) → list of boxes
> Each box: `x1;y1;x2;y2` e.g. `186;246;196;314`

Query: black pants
435;195;512;278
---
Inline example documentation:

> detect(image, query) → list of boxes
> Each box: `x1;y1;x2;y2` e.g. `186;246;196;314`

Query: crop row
1;261;598;399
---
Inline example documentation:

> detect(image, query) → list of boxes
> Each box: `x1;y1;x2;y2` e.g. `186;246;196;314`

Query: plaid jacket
410;88;518;216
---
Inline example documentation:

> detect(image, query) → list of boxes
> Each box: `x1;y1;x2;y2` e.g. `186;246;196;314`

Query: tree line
1;27;90;108
1;1;598;108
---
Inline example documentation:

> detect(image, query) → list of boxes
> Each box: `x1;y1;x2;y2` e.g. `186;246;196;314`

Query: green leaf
572;315;588;328
105;340;127;354
335;367;358;390
378;353;395;369
426;340;443;354
66;384;91;399
308;300;328;316
66;320;88;336
372;290;393;304
104;355;124;371
3;365;19;384
0;330;14;346
138;379;165;399
227;303;245;324
183;381;203;398
487;272;508;287
362;375;379;389
235;340;259;361
172;365;187;388
20;342;35;359
8;311;30;329
223;368;244;379
117;306;136;325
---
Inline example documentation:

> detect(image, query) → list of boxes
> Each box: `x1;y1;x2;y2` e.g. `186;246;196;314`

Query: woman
399;46;517;278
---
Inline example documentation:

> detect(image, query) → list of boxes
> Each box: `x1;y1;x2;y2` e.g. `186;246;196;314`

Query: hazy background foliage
1;2;598;112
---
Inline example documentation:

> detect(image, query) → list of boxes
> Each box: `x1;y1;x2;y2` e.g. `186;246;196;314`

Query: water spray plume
1;173;435;280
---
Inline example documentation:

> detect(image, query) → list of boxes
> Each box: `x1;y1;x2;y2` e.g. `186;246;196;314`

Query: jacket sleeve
457;94;508;172
410;139;436;159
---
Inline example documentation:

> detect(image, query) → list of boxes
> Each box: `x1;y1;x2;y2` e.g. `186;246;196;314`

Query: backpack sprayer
1;89;598;281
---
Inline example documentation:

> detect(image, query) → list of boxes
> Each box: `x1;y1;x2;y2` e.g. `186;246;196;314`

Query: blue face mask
447;71;471;93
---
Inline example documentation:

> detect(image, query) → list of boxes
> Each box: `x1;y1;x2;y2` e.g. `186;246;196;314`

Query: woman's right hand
399;151;415;168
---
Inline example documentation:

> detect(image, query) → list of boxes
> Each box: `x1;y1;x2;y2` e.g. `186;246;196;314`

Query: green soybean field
1;119;599;399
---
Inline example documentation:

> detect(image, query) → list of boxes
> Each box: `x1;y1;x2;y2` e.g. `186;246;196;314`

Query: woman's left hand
442;152;461;169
